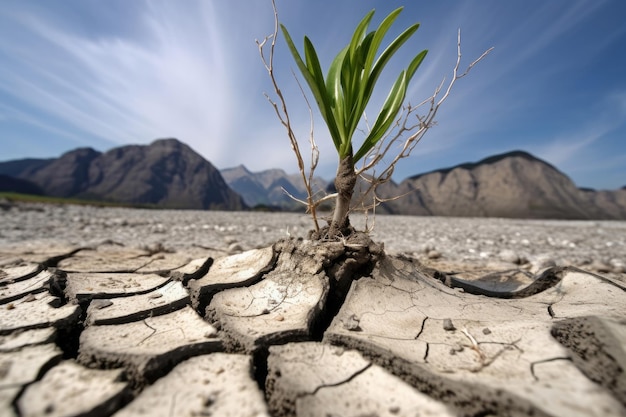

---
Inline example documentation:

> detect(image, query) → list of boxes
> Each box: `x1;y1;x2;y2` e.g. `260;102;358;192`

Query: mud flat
0;202;624;416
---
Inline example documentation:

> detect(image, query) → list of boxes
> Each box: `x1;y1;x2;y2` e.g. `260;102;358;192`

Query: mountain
23;147;101;197
0;158;54;178
0;139;246;210
375;151;626;219
221;165;328;210
0;174;45;195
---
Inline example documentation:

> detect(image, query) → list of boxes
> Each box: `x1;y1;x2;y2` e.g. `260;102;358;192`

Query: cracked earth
0;205;625;417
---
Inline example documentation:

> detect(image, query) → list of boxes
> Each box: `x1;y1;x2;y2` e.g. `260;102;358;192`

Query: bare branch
352;30;492;217
280;187;309;207
257;0;329;232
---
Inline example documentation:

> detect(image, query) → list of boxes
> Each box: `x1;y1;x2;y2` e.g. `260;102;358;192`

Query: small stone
498;249;520;264
443;318;456;331
275;315;285;322
24;294;36;302
449;343;464;355
590;260;612;273
227;243;243;254
609;259;625;273
531;255;556;273
482;327;492;335
427;250;442;260
343;314;361;331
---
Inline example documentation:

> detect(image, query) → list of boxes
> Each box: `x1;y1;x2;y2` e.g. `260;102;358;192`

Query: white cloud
0;1;271;165
529;104;622;168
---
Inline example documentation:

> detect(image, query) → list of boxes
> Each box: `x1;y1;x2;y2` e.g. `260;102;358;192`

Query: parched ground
0;202;625;417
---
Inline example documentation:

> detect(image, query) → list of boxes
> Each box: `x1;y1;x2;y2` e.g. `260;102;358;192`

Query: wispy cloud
533;129;610;167
528;90;625;171
0;1;270;164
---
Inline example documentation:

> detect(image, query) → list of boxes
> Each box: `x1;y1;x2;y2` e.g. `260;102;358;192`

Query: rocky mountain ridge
374;150;626;219
0;139;246;210
220;165;328;210
1;140;625;219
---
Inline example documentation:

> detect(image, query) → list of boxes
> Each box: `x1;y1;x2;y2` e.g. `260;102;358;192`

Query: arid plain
2;202;625;276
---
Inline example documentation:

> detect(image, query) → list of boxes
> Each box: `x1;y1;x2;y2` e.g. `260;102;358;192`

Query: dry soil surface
0;202;625;417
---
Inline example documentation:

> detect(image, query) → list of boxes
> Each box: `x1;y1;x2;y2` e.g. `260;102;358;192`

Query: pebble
531;255;557;273
498;249;520;265
343;314;361;331
609;258;625;273
589;260;612;273
227;243;243;254
443;318;456;331
427;250;442;260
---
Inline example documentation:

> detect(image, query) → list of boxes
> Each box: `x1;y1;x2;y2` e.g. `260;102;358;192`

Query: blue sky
0;1;625;190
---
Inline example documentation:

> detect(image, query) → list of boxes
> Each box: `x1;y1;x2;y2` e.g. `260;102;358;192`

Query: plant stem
328;152;357;238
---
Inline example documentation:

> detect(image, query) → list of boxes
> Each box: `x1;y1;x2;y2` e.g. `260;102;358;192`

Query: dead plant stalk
256;2;323;233
354;32;493;215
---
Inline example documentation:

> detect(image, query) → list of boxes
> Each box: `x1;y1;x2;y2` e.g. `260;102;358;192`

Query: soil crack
308;232;384;341
530;357;572;381
307;362;373;396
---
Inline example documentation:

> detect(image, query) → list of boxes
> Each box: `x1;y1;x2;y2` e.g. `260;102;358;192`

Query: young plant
281;8;427;238
258;2;491;240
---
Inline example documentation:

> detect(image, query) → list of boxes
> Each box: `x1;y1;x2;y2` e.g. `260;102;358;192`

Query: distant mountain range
221;165;328;210
0;139;245;210
1;138;624;219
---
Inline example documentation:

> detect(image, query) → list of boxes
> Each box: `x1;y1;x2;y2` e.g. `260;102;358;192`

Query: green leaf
325;46;349;149
406;49;428;82
280;26;324;113
359;23;420;117
281;24;343;151
362;7;404;77
281;7;428;165
354;71;408;162
348;10;375;66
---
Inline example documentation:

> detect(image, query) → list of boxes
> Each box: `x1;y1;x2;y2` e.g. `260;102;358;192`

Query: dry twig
353;31;493;216
256;0;321;232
